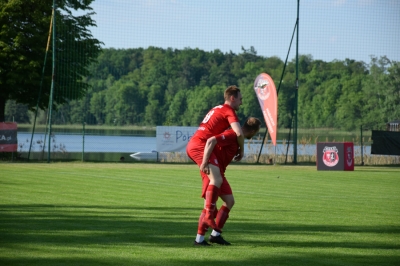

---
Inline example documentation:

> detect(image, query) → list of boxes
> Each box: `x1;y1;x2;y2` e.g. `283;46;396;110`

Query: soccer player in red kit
194;117;261;245
186;86;245;233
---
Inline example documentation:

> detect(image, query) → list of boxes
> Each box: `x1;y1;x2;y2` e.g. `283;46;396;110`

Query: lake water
17;132;371;155
18;133;156;153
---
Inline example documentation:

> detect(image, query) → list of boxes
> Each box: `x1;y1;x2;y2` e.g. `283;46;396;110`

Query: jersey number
202;110;214;123
202;105;223;123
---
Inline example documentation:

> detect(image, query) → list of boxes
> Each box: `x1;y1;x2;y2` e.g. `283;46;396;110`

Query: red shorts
200;171;232;198
186;138;220;168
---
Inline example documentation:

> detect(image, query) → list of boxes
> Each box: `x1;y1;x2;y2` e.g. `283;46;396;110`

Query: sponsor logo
176;130;194;142
322;146;339;167
346;146;353;167
255;78;271;101
163;132;171;139
0;135;12;141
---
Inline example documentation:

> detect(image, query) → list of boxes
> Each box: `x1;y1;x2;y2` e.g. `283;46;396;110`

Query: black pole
293;0;300;164
28;9;54;161
361;125;364;165
256;129;268;163
256;14;298;164
47;0;56;163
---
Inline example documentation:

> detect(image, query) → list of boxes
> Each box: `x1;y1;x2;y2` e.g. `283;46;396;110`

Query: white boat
130;151;167;161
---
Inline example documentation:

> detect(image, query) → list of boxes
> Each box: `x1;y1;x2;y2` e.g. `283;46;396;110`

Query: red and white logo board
317;142;354;171
0;122;18;152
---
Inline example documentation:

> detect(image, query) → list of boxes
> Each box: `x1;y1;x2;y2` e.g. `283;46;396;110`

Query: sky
81;0;400;64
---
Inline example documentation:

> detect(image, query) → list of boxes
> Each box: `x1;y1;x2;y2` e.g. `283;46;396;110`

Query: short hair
243;117;261;132
224;85;241;101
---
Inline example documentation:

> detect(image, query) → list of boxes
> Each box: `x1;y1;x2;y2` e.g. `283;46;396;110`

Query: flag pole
256;1;299;164
293;0;300;164
47;0;56;163
28;9;54;161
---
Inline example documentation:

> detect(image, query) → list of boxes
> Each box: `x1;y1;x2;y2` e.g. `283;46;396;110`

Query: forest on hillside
5;46;400;131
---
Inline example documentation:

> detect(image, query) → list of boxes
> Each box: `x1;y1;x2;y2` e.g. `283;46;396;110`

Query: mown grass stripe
0;163;399;266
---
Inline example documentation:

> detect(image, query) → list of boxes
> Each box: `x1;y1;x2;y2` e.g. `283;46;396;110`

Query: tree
385;61;400;121
0;0;102;122
165;89;188;125
90;91;106;124
335;76;364;130
238;76;263;123
184;86;225;126
144;84;164;125
4;100;30;123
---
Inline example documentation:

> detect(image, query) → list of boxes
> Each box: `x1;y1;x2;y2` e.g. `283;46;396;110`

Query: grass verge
0;163;399;265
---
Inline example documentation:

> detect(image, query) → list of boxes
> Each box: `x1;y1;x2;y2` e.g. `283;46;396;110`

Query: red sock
203;185;221;232
216;205;230;229
214;206;219;219
205;185;219;212
197;209;208;235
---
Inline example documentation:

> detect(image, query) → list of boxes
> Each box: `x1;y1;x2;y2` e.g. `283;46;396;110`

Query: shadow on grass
1;254;400;266
1;204;399;266
0;204;196;245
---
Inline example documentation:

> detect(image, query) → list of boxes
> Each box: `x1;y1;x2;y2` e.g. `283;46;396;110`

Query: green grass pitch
0;163;399;265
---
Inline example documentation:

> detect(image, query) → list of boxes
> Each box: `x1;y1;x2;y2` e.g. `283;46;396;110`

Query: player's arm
200;136;218;174
230;121;244;161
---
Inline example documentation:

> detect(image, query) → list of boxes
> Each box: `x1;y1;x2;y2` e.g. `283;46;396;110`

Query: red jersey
214;129;239;173
191;104;239;142
186;104;238;167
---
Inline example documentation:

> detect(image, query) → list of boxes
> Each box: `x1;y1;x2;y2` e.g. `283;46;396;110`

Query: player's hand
200;163;210;174
234;150;244;161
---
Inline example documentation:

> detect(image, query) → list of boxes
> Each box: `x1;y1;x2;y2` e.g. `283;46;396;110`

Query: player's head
224;85;242;111
242;117;261;139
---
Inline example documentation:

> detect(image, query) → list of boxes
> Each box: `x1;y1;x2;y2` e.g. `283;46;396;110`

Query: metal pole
293;0;300;164
29;9;54;161
82;122;85;161
360;125;364;165
256;14;298;164
256;130;268;163
47;0;56;163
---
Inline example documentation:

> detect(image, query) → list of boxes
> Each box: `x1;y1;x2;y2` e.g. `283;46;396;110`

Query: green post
360;125;364;165
293;0;300;164
29;9;54;161
82;122;85;162
47;0;56;163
